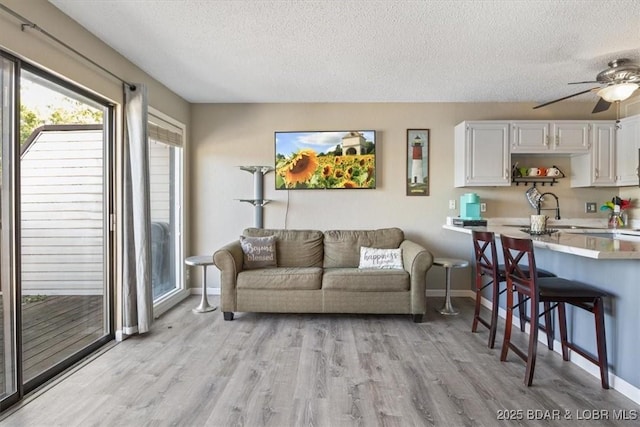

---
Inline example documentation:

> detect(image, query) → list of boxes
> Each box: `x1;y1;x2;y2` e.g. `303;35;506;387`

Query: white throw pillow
358;246;403;269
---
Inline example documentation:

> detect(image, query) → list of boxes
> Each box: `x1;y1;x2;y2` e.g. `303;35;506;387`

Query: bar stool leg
471;288;482;330
594;298;609;389
193;265;217;313
438;266;459;315
488;279;500;348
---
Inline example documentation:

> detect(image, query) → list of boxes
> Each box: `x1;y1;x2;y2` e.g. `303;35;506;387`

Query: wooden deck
1;295;104;391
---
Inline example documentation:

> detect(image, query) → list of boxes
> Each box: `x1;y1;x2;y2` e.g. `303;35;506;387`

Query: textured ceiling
49;0;640;104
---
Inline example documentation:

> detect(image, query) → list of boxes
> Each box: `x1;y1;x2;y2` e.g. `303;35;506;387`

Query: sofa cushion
322;268;409;292
243;228;324;268
323;228;404;268
240;235;277;269
359;247;403;269
237;267;323;290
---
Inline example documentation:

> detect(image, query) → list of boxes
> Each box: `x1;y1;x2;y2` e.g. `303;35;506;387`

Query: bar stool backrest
471;230;500;279
500;235;538;299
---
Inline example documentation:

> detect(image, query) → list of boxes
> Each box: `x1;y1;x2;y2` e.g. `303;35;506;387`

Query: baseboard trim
426;289;476;298
191;287;221;296
479;296;640;405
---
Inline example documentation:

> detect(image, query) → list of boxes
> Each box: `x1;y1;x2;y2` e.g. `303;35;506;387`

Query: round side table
185;255;217;313
433;257;469;315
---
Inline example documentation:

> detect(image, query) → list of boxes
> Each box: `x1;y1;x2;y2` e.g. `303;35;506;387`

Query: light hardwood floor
1;295;638;426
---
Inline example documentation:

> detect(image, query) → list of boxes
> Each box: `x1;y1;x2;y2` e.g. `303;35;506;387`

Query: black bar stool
499;234;609;388
471;230;556;349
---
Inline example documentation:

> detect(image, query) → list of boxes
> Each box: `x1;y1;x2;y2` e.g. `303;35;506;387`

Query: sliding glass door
1;52;113;408
19;67;112;386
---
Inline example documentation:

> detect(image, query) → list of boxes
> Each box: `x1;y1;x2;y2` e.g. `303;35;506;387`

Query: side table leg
193;265;217;313
438;266;459;315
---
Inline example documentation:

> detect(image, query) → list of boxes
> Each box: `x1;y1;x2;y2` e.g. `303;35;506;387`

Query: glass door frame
0;49;21;411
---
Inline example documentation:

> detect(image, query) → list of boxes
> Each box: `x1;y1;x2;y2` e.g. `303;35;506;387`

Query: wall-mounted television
275;130;376;189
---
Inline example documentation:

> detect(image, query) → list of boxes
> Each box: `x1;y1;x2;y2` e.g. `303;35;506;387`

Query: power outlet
585;202;597;213
480;202;487;212
449;200;456;210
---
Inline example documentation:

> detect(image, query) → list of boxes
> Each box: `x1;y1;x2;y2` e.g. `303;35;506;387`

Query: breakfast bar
444;221;640;393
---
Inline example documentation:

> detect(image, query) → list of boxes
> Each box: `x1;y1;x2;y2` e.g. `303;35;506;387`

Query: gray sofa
213;227;434;322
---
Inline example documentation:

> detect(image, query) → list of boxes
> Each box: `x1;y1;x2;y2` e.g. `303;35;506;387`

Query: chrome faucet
537;192;561;220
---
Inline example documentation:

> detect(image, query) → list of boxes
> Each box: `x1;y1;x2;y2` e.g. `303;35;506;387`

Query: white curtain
122;83;153;335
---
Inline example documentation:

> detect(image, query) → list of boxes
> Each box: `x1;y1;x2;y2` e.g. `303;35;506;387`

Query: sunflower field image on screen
275;131;376;189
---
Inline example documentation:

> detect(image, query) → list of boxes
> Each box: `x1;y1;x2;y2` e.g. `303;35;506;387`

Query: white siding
149;139;171;223
20;127;104;295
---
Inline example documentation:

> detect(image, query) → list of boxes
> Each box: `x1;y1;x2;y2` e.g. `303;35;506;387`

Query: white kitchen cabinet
454;121;510;187
510;121;549;152
570;122;616;187
511;121;590;154
615;114;640;186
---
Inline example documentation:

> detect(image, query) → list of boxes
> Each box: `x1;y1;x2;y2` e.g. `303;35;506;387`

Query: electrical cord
284;189;290;229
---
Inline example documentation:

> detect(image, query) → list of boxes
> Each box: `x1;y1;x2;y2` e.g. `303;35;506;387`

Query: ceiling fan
534;58;640;113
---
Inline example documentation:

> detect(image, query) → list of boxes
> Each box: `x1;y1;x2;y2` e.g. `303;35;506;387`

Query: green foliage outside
20;104;41;145
20;98;103;145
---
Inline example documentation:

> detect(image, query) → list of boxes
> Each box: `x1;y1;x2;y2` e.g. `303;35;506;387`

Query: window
148;110;187;315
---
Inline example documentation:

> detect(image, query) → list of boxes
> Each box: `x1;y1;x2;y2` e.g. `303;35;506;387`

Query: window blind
148;114;183;147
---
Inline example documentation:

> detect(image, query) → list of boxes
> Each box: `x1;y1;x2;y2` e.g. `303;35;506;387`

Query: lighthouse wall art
406;129;430;196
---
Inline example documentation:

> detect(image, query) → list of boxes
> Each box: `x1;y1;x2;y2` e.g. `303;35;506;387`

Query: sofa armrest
400;239;434;315
213;241;244;312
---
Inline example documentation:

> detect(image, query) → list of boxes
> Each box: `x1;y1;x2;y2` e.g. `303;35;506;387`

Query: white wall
190;102;638;291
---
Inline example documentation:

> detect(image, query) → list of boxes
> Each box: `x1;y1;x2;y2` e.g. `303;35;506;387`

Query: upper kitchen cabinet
570;122;616;187
615;114;640;186
511;121;590;154
454;121;510;187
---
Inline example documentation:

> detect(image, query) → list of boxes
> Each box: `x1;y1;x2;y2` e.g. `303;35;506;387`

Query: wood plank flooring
1;295;639;426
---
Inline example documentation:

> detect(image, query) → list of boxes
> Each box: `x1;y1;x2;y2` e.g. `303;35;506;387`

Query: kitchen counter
443;222;640;259
444;218;640;394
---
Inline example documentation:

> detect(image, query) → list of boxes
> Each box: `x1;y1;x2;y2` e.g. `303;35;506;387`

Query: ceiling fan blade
533;88;598;109
568;80;599;84
592;97;612;113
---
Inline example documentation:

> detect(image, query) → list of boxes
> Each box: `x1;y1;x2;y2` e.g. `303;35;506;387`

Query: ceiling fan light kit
596;82;639;102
